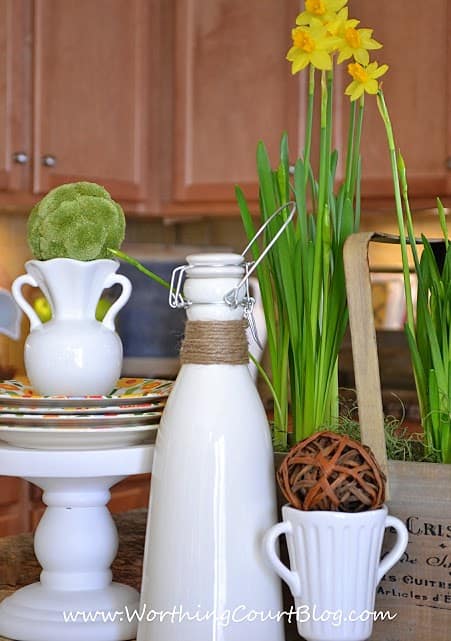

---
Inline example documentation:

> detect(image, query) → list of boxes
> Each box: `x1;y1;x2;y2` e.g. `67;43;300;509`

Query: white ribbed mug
264;504;408;641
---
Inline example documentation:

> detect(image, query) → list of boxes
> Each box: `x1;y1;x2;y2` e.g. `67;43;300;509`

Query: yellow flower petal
337;49;351;64
372;63;389;78
354;49;370;66
364;79;379;94
291;52;311;73
310;50;333;70
350;83;365;100
286;46;300;61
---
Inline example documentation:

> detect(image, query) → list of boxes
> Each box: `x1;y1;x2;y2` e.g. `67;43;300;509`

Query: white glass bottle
138;253;284;641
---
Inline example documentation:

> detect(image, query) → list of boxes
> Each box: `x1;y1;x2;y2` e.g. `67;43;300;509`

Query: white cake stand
0;443;153;641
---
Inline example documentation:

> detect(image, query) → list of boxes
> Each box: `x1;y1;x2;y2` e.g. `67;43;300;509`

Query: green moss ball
27;182;126;261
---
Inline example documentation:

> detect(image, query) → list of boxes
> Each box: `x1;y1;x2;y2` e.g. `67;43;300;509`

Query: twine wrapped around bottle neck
180;320;249;365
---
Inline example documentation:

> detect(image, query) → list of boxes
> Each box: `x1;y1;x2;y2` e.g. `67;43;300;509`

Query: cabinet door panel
0;477;30;536
173;0;301;204
33;0;149;201
109;474;150;514
346;0;449;199
0;0;31;193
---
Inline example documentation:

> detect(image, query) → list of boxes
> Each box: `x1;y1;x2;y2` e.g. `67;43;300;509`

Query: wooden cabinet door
169;0;450;213
345;0;450;202
170;0;301;210
32;0;151;202
0;0;32;194
109;474;150;514
0;477;30;536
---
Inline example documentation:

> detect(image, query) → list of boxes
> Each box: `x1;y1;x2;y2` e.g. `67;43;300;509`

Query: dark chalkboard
115;260;185;359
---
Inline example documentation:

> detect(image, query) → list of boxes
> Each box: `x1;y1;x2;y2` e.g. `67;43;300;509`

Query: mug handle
263;521;301;597
377;515;409;583
101;273;132;331
11;274;42;331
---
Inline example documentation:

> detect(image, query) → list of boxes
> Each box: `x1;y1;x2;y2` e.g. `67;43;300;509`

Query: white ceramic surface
0;424;158;450
12;258;132;396
138;253;284;641
264;504;409;641
0;444;153;641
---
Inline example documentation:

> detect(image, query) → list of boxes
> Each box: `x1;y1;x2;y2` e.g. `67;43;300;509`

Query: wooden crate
344;232;451;641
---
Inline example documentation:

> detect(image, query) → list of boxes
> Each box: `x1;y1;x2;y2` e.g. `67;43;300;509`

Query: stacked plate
0;377;173;450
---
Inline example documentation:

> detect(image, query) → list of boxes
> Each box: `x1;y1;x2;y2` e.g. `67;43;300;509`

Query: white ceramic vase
12;258;132;396
264;504;409;641
138;253;284;641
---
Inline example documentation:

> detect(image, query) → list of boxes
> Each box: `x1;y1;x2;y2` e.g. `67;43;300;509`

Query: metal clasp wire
223;201;296;307
169;265;190;309
168;200;296;342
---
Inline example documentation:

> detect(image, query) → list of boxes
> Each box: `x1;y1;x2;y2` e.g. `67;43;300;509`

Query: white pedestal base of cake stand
0;444;154;641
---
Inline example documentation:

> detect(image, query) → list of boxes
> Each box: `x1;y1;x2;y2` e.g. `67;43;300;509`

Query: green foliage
327;415;440;464
237;69;362;449
236;116;359;450
378;89;451;463
27;182;125;261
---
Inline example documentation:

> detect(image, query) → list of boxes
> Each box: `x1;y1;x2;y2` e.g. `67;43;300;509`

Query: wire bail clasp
224;201;296;305
169;265;190;309
168;201;296;346
224;201;296;346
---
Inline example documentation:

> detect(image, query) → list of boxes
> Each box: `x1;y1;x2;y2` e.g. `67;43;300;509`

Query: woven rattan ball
277;431;386;512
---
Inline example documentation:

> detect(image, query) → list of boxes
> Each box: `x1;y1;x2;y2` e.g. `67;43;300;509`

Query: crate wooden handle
343;232;399;493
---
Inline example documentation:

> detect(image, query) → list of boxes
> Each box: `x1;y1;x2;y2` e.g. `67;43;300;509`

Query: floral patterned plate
0;411;162;429
0;378;173;408
0;401;166;415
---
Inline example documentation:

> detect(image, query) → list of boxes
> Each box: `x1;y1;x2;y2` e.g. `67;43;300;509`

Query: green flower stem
311;72;329;345
326;69;334;174
344;101;357;197
108;249;171;289
397;151;420;274
349;95;364;207
303;65;315;191
376;90;415;332
317;71;329;216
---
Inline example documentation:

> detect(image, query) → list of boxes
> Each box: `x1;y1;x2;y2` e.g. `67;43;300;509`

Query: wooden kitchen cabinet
0;0;32;196
346;0;451;205
1;0;448;216
0;0;155;209
166;0;301;212
0;477;30;535
33;0;152;202
162;0;451;214
0;475;151;536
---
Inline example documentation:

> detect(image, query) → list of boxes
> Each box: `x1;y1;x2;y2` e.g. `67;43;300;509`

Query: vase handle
377;515;409;583
11;274;42;331
263;521;301;597
102;273;132;331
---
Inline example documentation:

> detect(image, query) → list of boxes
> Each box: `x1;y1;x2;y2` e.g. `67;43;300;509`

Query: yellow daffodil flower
287;20;340;72
336;19;382;66
296;0;348;26
326;7;351;36
345;61;388;101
